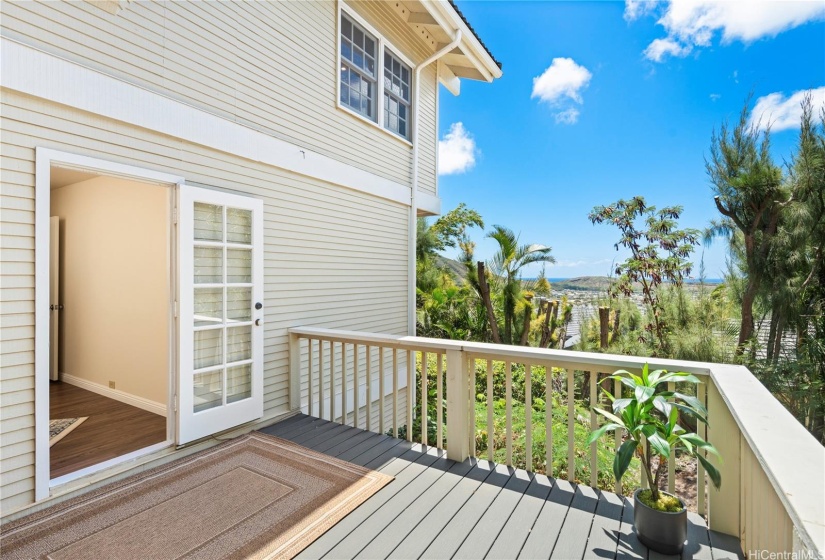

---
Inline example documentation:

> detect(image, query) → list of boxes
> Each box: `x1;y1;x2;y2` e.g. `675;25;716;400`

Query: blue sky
436;0;825;279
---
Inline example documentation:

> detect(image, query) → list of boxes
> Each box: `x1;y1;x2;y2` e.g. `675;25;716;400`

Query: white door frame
34;148;184;500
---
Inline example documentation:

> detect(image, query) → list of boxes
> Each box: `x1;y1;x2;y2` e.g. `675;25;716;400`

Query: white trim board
1;37;415;208
60;373;167;418
34;148;182;501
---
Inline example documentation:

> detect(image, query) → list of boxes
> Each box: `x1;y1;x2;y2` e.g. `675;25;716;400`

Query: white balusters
487;359;494;461
590;370;598;487
567;368;575;482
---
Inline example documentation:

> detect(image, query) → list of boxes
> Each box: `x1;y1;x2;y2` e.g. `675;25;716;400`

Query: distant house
0;0;501;516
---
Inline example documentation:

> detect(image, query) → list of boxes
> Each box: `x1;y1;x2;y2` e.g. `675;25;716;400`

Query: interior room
48;167;170;479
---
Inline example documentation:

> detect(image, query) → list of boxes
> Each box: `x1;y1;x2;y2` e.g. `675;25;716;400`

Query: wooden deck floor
260;414;743;560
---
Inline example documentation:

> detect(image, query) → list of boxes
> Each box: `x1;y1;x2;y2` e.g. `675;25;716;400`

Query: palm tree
486;225;556;344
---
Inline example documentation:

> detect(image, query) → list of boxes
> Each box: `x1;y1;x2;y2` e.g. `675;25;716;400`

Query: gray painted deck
259;414;743;560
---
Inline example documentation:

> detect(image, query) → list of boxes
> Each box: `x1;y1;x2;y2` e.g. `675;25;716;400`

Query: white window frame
337;1;415;147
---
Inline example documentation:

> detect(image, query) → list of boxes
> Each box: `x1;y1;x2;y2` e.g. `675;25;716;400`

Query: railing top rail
289;327;713;375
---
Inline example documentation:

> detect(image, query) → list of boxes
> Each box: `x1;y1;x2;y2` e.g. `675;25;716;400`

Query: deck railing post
446;348;470;461
288;332;302;412
707;378;741;538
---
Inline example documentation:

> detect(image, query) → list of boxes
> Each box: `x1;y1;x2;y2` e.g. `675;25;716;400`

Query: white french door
177;185;264;444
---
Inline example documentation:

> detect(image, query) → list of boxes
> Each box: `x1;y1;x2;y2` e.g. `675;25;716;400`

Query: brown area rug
1;432;393;559
48;417;88;447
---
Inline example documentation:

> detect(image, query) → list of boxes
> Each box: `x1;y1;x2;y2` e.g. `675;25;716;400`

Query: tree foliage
589;196;699;356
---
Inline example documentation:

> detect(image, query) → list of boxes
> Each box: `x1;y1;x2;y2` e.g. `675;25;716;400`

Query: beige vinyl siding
0;89;409;511
0;0;438;196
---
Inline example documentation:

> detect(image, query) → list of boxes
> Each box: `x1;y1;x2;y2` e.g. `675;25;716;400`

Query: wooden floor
261;414;744;560
50;382;167;478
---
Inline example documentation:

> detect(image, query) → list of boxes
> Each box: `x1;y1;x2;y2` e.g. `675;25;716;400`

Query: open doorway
48;166;172;481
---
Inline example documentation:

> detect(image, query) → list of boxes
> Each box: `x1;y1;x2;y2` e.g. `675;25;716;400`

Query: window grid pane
340;14;376;120
383;50;411;139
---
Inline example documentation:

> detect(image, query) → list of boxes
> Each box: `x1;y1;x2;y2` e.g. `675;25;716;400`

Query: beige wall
0;0;438;196
51;176;169;405
0;88;409;512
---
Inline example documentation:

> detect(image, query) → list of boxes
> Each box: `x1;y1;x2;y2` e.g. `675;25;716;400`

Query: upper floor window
383;51;411;139
340;14;377;120
339;10;413;142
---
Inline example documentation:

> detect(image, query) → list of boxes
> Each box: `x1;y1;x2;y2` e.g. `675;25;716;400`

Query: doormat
48;417;88;447
1;432;393;559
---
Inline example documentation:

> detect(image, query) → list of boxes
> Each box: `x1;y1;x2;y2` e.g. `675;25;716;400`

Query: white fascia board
417;190;442;216
0;38;412;207
421;0;502;81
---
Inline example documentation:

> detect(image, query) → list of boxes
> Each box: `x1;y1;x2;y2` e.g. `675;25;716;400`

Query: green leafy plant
586;364;722;508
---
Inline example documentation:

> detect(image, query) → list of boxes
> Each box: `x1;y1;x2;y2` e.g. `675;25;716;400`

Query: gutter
409;28;462;335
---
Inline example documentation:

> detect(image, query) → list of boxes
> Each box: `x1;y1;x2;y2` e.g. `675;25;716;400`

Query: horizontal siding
0;90;410;512
0;0;440;195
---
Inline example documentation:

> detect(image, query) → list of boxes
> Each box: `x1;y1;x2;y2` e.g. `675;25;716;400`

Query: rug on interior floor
1;432;393;560
48;417;88;447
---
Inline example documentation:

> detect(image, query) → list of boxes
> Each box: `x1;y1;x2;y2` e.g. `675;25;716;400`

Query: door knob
255;318;263;326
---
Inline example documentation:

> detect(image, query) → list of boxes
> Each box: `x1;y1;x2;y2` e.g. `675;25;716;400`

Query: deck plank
484;473;555;560
295;444;442;560
324;451;456;559
518;479;577;559
616;496;648;560
389;459;497;559
353;458;475;558
709;531;744;560
453;468;534;559
683;512;714;560
549;484;600;559
262;413;319;437
292;422;354;448
335;432;392;462
420;463;516;560
585;490;625;559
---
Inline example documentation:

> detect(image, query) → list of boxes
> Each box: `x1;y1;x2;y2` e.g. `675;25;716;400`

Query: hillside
434;256;612;292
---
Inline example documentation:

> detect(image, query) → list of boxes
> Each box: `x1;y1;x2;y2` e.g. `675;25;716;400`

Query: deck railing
288;327;824;557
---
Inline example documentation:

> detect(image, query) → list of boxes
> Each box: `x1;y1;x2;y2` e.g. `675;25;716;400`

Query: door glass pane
194;288;223;326
227;326;252;363
227;364;252;404
194;370;223;413
227;287;251;322
194;203;223;242
227;248;251;283
227;208;252;245
194;247;223;284
194;328;223;369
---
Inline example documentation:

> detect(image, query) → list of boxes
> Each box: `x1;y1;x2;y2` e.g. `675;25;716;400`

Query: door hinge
174;395;178;412
172;208;178;225
174;301;178;318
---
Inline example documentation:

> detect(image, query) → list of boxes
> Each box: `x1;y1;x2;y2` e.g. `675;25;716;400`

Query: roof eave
421;0;502;82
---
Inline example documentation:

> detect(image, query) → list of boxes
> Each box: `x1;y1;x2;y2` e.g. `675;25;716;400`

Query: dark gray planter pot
633;488;687;554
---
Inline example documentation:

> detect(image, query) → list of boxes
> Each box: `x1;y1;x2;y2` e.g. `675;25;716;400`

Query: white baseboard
60;373;167;417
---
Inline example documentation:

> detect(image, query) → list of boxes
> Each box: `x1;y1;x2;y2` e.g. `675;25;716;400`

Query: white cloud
531;58;592;124
554;108;581;125
632;0;825;62
643;37;692;62
709;93;721;101
438;122;478;175
749;87;825;132
532;58;593;104
624;0;659;22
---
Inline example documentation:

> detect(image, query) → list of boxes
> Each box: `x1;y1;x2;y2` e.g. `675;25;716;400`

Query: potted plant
586;364;722;554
